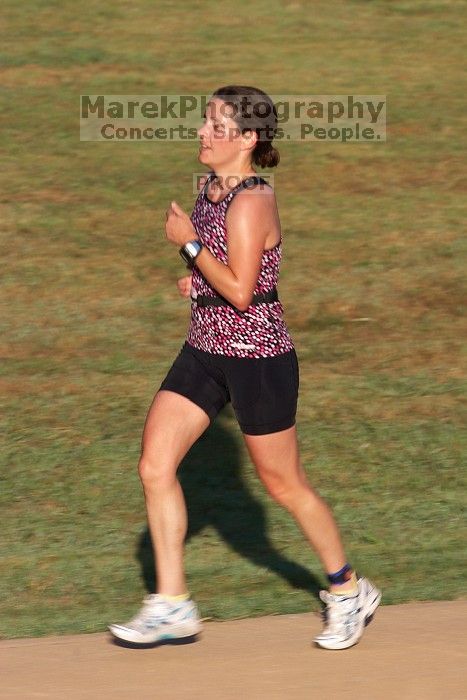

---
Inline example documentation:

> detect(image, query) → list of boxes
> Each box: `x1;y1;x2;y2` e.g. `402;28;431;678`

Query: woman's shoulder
227;177;276;214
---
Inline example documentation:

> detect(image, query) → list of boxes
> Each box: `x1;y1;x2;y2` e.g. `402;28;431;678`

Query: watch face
180;241;201;268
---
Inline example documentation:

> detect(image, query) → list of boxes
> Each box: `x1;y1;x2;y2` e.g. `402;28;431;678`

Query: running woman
109;86;381;650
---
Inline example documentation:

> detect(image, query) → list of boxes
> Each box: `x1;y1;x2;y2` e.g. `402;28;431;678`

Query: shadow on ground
136;415;322;601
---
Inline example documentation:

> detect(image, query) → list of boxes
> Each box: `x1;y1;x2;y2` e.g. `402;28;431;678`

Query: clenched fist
177;275;193;298
165;201;198;247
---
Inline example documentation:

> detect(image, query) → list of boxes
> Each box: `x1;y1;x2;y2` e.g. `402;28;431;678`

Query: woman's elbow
234;291;253;312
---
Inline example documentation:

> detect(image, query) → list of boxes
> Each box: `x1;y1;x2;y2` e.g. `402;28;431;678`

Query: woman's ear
241;129;258;152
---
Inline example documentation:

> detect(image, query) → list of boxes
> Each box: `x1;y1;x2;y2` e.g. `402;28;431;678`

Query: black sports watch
179;239;203;269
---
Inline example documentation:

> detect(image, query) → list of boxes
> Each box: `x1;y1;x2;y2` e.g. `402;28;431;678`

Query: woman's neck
211;168;257;192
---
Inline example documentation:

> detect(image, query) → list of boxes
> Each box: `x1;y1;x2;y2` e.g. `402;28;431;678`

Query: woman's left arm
165;191;271;311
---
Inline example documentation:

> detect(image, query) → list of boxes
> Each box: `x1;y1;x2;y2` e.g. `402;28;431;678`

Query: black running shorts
158;341;299;435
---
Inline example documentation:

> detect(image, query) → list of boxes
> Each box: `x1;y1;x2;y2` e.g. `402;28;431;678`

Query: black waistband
192;287;278;310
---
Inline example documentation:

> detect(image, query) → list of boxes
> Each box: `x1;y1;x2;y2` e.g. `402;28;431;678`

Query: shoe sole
108;620;202;645
314;584;382;651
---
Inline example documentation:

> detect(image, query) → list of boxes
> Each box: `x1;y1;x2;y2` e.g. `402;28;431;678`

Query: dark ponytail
212;85;280;169
253;141;280;168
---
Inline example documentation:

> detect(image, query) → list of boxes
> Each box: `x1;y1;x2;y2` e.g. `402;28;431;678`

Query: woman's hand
177;274;193;298
165;201;198;246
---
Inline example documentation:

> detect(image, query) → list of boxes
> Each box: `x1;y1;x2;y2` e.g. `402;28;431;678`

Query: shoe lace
319;591;356;633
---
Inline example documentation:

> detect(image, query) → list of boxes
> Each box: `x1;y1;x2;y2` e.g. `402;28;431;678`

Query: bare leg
138;389;211;596
243;425;355;594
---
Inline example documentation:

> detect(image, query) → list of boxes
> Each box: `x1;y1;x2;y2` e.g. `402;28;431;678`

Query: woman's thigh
225;349;299;436
242;424;309;492
141;389;211;471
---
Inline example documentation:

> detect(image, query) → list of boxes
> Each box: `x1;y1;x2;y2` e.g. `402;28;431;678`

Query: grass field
1;0;466;638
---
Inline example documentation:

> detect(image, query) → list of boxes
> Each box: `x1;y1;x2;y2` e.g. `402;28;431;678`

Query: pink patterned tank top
186;173;295;358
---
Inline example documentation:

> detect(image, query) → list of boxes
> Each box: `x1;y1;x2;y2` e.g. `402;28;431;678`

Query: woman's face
197;98;253;169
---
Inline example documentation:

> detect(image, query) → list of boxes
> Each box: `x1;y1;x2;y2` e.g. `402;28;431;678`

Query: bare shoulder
227;181;276;220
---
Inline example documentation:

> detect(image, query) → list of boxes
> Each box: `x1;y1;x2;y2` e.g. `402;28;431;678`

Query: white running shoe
314;576;382;650
108;594;202;644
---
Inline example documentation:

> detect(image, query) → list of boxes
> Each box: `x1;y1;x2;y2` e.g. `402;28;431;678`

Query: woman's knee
257;469;293;505
138;454;177;491
257;466;312;507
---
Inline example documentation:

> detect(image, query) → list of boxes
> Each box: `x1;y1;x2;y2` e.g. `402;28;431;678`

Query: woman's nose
198;122;208;138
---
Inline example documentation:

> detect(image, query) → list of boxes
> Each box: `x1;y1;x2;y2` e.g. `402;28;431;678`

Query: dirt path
2;601;466;700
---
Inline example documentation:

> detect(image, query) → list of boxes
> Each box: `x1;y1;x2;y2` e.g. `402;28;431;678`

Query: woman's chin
198;151;211;166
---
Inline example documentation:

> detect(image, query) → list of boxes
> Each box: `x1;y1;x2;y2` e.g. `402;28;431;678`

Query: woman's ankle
157;591;190;602
329;570;358;595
